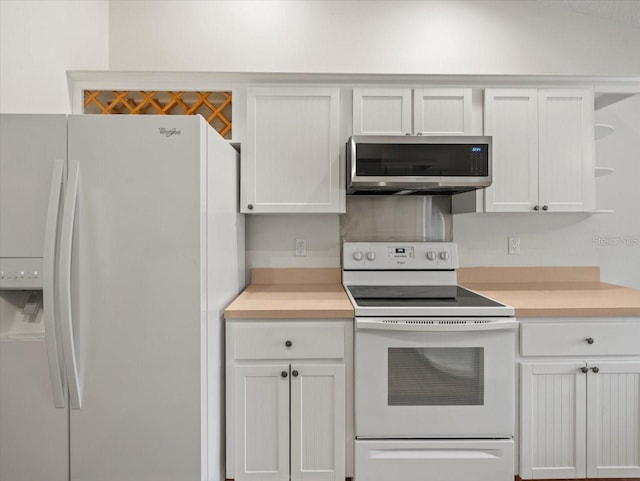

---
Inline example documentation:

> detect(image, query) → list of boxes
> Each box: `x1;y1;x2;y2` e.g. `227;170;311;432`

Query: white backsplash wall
340;196;453;242
245;197;454;271
245;214;341;269
454;95;640;288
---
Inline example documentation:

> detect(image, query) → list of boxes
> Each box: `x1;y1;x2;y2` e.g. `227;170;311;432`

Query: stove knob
439;251;450;260
366;251;376;261
353;251;363;261
426;251;436;261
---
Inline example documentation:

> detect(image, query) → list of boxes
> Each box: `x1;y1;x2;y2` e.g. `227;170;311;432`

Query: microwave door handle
59;160;82;409
43;159;66;408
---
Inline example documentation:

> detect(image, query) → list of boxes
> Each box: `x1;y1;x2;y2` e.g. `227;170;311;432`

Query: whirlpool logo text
158;127;181;137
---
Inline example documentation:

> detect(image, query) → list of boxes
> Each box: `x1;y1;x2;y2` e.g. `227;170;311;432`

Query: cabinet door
291;364;346;481
243;87;341;213
520;362;587;480
413;87;472;135
538;89;595;212
234;364;290;481
483;89;539;212
352;87;412;136
586;361;640;478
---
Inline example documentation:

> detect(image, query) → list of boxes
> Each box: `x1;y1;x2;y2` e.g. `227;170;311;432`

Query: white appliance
343;242;516;481
0;114;244;481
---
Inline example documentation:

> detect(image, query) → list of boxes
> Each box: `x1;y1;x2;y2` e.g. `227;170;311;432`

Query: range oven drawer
355;439;514;481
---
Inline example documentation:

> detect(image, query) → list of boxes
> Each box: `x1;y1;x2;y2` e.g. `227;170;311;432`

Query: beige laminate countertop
225;267;640;320
459;267;640;318
224;268;354;319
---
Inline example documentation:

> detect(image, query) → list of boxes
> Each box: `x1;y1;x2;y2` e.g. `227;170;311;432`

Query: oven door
355;317;516;438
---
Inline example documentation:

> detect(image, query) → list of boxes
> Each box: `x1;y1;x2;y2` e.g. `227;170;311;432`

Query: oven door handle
355;317;518;331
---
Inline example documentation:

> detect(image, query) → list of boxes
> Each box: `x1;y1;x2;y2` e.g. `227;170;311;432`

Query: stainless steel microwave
346;135;492;195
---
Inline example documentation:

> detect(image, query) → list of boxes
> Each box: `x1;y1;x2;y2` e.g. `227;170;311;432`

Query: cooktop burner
347;285;506;308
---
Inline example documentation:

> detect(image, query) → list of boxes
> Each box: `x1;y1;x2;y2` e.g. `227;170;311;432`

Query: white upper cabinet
483;89;539;212
538;90;595;212
353;87;472;136
413;88;473;135
243;87;342;213
352;87;412;135
483;88;595;213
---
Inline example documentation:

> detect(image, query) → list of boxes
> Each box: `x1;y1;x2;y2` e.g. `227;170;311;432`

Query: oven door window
388;347;484;406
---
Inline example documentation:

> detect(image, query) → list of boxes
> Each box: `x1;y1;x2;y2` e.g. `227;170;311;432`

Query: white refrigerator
0;114;244;481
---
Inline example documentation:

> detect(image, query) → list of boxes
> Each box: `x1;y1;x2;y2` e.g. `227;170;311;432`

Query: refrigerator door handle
43;159;66;408
59;159;82;409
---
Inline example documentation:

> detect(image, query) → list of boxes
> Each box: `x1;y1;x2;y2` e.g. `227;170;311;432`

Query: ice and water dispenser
0;258;45;339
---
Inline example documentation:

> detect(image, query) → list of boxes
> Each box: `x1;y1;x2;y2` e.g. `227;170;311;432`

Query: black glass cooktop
347;285;505;308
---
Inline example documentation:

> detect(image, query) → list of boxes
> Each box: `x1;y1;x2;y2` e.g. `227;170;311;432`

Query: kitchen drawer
520;320;640;356
232;322;345;360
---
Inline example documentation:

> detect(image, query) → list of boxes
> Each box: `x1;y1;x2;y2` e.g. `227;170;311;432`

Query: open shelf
594;93;635;111
595;123;614;140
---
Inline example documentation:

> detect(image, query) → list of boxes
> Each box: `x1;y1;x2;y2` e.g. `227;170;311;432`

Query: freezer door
0;339;69;481
66;115;207;480
0;114;67;257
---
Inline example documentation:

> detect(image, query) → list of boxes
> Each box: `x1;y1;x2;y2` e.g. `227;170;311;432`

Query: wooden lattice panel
83;90;232;138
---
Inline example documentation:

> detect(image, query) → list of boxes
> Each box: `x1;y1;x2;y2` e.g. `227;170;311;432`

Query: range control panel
0;258;43;289
343;242;458;270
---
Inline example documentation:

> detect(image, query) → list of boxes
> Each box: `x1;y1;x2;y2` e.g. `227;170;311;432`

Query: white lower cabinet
520;361;640;479
233;364;290;481
227;320;351;481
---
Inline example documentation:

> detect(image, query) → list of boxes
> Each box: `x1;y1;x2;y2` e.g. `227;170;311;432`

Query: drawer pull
580;366;589;374
292;370;299;377
281;371;288;378
285;340;293;347
585;337;594;344
591;366;600;373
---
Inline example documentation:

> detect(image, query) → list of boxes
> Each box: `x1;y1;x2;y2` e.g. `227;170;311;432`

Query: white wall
0;0;109;113
109;0;640;75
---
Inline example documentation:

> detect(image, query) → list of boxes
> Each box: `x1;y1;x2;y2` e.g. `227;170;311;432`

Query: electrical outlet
508;237;521;255
295;238;307;257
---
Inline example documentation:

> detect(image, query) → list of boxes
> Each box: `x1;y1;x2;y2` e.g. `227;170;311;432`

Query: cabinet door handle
281;371;288;378
292;370;299;377
585;337;594;344
591;366;600;373
542;205;549;211
285;340;293;347
533;205;540;211
580;366;589;373
247;204;254;210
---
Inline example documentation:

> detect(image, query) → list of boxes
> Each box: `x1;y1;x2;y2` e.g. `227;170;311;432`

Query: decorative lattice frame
83;90;232;138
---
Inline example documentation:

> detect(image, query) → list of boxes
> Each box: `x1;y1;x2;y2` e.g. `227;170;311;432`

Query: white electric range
343;242;516;481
